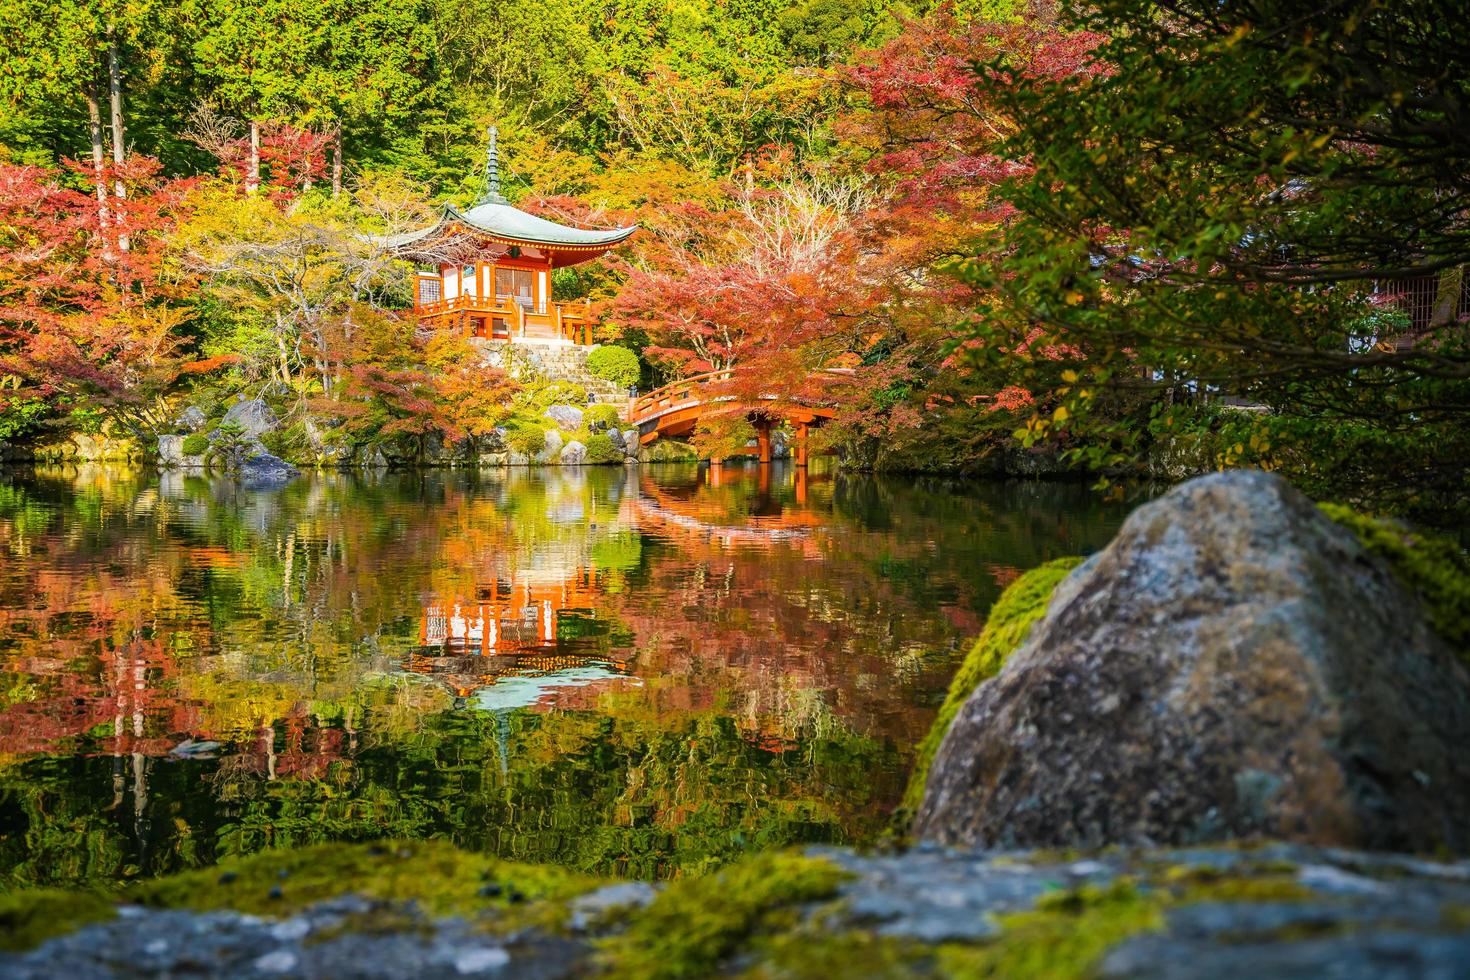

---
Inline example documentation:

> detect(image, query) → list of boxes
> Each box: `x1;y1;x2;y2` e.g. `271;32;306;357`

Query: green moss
0;887;116;951
595;851;850;979
747;928;930;979
129;841;594;921
180;433;209;456
935;880;1164;980
901;556;1085;813
1320;503;1470;661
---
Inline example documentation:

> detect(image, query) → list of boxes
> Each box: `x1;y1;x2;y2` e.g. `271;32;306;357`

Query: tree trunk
85;84;112;258
106;24;129;252
331;125;343;197
248;119;261;194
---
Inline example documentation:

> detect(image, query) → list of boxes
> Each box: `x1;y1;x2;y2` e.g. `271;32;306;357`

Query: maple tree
0;156;210;441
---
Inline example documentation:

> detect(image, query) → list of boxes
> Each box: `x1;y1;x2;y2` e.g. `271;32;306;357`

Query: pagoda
388;128;636;345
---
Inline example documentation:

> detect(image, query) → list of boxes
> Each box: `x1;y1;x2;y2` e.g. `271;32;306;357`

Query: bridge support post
794;422;809;467
755;421;772;465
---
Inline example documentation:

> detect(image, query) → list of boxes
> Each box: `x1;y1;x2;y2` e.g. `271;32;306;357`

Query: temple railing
414;294;592;344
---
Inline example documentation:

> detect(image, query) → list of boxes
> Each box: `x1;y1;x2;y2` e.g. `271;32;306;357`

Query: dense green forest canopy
0;0;1465;526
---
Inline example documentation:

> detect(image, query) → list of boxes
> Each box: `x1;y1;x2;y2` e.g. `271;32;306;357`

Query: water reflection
0;462;1129;887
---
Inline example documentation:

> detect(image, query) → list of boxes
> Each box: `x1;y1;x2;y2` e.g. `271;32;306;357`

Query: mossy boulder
901;556;1084;814
917;470;1470;854
1319;502;1470;662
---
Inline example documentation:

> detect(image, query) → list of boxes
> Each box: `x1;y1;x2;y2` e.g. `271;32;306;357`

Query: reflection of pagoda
409;567;633;700
419;568;604;655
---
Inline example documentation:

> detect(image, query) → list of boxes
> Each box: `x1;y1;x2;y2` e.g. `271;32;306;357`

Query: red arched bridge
626;368;850;465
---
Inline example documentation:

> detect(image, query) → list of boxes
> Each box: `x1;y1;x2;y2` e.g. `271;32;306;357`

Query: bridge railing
628;369;735;424
629;367;855;426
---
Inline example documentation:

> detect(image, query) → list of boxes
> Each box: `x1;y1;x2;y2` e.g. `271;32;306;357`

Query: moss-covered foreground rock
1320;502;1470;661
917;470;1470;853
3;840;1469;977
901;557;1084;814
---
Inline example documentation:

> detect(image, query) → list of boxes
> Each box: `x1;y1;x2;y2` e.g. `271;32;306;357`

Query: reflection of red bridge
628;477;830;553
628;368;850;464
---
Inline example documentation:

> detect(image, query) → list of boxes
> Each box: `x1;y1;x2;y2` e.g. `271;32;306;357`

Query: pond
0;462;1129;889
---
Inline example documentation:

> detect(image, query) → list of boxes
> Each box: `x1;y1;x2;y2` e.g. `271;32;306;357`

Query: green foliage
0;395;47;441
1320;504;1470;661
583;433;622;463
902;557;1085;814
586;345;641;388
638;439;696;462
258;423;310;463
0;887;115;952
1140;406;1470;529
583;404;623;432
180;433;210;456
205;421;253;470
595;850;850;978
526;382;587;412
978;0;1470;525
506;423;547;456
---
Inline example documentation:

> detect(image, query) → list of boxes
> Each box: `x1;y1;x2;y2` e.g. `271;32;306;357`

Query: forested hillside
1;0;1465;526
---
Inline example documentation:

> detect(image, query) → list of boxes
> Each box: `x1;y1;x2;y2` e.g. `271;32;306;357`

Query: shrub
586;345;641;388
529;381;587;411
507;425;546;456
584;434;623;464
181;434;209;456
584;404;622;432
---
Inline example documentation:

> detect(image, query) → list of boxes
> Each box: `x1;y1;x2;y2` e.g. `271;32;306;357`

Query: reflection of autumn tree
0;462;1127;888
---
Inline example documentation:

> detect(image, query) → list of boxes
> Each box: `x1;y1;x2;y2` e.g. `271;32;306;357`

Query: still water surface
0;462;1127;888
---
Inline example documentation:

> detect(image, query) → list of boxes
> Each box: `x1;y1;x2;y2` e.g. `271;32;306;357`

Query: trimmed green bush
586;345;641;388
584;434;622;464
507;425;546;456
584;404;622;431
181;433;209;456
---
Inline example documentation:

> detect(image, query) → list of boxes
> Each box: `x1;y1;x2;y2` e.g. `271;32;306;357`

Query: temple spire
483;126;506;204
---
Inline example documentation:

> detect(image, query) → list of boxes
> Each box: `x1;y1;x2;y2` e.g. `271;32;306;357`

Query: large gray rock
158;434;185;466
238;451;299;490
543;405;584;432
559;440;587;466
606;428;626;452
538;429;564;464
176;406;207;433
221;399;278;440
621;430;639;458
916;469;1470;854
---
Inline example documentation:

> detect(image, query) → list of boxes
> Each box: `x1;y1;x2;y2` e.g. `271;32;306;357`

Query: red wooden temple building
388;128;636;345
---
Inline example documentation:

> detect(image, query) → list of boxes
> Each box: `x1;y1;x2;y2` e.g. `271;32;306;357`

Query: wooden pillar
794;422;809;467
755;421;772;465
